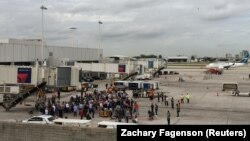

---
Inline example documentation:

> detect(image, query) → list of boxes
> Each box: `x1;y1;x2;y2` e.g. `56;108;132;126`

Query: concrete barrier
0;121;116;141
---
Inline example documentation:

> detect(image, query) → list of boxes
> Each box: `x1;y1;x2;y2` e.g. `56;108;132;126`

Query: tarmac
1;65;250;126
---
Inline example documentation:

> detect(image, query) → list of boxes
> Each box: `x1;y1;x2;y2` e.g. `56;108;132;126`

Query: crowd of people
35;83;191;125
36;84;139;123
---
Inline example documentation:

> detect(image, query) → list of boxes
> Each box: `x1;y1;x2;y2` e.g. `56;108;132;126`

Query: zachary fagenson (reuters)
120;128;246;139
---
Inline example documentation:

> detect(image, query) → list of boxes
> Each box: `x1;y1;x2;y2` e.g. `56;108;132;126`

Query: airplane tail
238;50;249;64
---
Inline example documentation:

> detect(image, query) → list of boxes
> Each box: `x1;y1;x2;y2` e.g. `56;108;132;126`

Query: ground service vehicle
114;81;129;90
222;82;239;96
128;81;143;90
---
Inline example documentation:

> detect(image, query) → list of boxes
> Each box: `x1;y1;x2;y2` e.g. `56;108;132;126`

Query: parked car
82;76;94;82
89;82;98;88
92;76;106;80
22;115;55;124
76;82;98;91
92;76;101;80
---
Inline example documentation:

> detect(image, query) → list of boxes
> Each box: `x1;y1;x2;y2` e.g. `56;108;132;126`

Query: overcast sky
1;0;250;57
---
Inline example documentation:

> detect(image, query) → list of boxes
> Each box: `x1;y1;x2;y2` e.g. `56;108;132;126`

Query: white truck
135;73;152;80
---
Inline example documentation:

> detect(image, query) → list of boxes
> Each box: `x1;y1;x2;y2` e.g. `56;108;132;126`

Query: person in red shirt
133;101;139;116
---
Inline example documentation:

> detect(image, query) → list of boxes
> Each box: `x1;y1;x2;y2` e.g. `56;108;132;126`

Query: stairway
1;82;47;111
153;67;165;77
122;72;138;80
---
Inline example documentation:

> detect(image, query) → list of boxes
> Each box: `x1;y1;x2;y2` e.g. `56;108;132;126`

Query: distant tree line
199;57;217;62
133;54;162;59
133;54;216;62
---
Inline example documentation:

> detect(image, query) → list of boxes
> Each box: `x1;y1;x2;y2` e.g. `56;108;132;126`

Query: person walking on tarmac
165;96;169;106
157;92;160;102
151;103;154;113
105;83;108;89
180;94;184;103
171;97;174;109
176;103;180;117
164;95;167;105
177;100;181;112
161;92;164;102
125;108;130;123
167;110;171;125
57;89;61;100
186;93;190;103
155;104;158;115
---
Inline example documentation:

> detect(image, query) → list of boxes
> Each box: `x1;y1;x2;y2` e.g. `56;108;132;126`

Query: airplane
206;50;249;70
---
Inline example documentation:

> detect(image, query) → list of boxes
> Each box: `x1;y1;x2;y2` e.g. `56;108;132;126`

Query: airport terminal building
0;38;165;87
0;38;102;66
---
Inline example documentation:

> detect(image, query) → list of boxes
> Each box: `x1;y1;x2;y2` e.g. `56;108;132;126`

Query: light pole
98;21;103;62
69;27;77;47
40;5;47;64
40;5;47;82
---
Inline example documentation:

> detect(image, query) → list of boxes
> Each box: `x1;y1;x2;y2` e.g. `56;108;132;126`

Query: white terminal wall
105;63;119;73
0;43;41;62
47;46;100;61
0;66;38;85
0;38;102;62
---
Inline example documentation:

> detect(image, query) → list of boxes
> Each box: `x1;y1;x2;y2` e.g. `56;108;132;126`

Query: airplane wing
222;62;234;69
